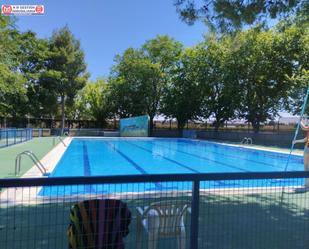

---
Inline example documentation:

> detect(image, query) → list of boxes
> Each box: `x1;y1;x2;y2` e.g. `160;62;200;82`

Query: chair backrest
142;201;190;236
68;199;131;249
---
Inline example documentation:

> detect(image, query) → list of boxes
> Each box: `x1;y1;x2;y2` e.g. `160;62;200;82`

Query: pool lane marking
133;140;248;172
182;139;303;168
148;141;250;172
82;142;94;192
178;140;286;170
124;141;200;173
103;141;147;174
102;141;164;189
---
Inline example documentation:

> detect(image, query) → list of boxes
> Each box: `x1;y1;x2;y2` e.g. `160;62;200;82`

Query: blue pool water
40;138;304;196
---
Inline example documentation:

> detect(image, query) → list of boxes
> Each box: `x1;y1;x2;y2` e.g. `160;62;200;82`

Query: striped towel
68;199;131;249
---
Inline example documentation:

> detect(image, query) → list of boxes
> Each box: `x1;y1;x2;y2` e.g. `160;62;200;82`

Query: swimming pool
40;138;303;196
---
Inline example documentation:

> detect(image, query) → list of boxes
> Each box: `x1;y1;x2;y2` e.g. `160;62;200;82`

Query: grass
0;137;59;178
0;191;309;249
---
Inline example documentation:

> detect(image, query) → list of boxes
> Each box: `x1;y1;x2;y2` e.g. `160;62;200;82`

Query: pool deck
21;137;72;178
0;137;65;178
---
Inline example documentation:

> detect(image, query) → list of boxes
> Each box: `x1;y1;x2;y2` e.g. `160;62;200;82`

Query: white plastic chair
136;201;190;249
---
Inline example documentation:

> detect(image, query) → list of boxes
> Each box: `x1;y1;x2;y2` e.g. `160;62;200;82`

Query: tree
109;48;158;118
231;28;293;132
74;79;111;127
39;26;88;133
142;35;183;134
15;31;53;118
174;0;308;32
110;37;183;135
161;48;203;135
195;36;241;131
0;16;28;124
287;70;309;115
279;23;309;115
0;63;27;120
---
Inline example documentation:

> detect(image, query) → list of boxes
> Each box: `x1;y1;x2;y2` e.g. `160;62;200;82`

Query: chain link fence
0;172;309;249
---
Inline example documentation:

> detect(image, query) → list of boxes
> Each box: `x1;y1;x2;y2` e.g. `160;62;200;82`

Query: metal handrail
15;150;47;176
53;136;67;147
241;137;253;145
241;137;248;144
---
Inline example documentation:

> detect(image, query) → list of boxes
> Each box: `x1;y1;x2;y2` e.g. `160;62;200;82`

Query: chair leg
136;220;143;249
148;230;158;249
178;229;186;249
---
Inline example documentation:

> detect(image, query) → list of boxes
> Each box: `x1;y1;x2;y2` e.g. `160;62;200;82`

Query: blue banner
120;115;149;137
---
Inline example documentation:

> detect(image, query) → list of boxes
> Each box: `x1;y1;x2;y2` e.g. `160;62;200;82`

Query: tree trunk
149;116;154;137
214;119;223;132
177;120;185;137
214;122;220;132
252;121;260;133
61;95;65;135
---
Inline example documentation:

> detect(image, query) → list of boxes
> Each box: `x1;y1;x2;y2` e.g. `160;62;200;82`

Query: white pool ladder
53;136;67;147
15;150;48;176
241;137;253;145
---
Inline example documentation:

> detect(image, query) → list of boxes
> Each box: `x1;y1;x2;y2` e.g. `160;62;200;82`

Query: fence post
190;179;200;249
6;129;8;146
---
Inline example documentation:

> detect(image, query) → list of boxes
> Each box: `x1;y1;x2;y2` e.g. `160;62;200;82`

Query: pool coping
213;141;303;156
21;136;72;178
0;185;301;206
65;136;303;156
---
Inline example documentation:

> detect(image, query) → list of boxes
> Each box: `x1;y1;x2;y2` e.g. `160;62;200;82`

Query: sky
5;0;207;81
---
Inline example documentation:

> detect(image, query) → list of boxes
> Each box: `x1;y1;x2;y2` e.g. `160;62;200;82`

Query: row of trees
1;14;308;134
77;22;309;133
0;16;88;132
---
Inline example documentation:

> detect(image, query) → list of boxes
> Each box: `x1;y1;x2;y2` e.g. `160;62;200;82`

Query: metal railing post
6;129;8;146
14;129;16;144
190;179;200;249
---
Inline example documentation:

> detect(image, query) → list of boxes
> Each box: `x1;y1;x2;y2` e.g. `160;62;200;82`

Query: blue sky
6;0;207;80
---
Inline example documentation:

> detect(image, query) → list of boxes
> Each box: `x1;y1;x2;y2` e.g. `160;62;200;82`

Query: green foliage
39;26;89;130
110;36;183;134
174;0;308;32
287;70;309;115
142;35;183;72
1;12;309;134
230;28;294;132
15;31;52;117
0;63;27;117
281;22;309;115
74;79;111;126
160;48;203;131
192;36;241;130
142;36;183;132
0;16;28;119
109;48;157;118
